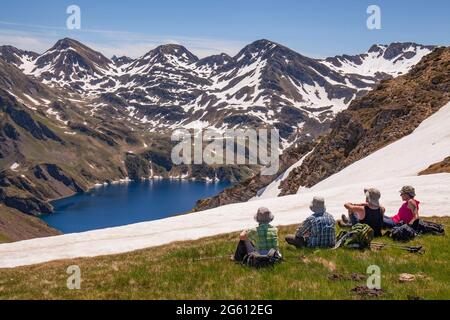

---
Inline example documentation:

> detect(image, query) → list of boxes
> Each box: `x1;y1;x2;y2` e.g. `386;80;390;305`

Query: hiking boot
341;214;349;224
338;220;352;228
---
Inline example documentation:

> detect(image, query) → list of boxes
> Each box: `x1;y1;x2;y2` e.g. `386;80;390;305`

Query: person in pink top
384;186;420;228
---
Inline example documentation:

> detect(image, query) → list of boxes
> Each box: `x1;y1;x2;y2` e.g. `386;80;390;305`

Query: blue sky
0;0;449;58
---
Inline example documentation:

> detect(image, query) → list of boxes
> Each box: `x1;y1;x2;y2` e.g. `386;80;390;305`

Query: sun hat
399;186;416;198
364;188;381;207
254;207;274;224
309;196;326;214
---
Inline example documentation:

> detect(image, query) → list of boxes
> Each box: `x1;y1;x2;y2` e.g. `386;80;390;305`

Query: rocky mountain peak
235;39;280;62
51;38;83;50
41;38;112;67
247;39;279;51
367;44;386;54
0;46;39;68
367;42;434;56
20;38;116;94
382;42;435;60
233;39;313;70
142;44;199;65
197;53;232;65
112;55;134;67
322;42;435;79
195;53;233;74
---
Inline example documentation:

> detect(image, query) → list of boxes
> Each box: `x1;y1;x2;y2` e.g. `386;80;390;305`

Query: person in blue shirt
285;197;336;248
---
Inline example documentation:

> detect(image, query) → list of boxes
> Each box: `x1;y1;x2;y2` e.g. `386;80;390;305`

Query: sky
0;0;449;59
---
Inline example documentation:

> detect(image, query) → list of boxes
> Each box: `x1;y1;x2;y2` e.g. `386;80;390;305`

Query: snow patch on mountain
306;101;450;193
254;150;313;200
321;43;434;78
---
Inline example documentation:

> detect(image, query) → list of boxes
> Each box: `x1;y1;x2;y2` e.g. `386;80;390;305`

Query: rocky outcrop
2;123;20;140
0;93;62;143
419;157;450;175
69;122;118;147
126;146;255;183
142;147;173;172
279;47;450;195
0;164;86;216
0;188;53;216
125;153;150;180
0;204;60;242
111;55;134;67
0;46;39;66
34;164;84;195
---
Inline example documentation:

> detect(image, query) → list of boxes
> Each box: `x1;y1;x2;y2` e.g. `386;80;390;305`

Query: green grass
0;217;449;300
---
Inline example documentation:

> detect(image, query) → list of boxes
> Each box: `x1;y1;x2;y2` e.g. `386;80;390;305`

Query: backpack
412;219;445;235
242;249;283;269
389;224;417;242
334;224;374;249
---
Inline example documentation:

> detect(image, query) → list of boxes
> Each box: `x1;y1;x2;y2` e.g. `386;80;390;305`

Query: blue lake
42;180;230;234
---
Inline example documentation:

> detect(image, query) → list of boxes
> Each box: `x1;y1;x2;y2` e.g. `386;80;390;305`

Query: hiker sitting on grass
383;186;420;228
339;188;385;237
234;207;280;262
285;197;336;249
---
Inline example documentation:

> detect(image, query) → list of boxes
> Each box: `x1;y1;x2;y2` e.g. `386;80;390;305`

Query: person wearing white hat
285;197;336;248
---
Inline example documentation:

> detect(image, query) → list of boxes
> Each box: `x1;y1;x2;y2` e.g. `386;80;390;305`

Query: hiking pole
371;242;424;254
372;242;421;251
382;243;424;253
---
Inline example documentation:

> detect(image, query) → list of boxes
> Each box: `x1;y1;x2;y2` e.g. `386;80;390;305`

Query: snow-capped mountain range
0;39;435;143
0;38;446;247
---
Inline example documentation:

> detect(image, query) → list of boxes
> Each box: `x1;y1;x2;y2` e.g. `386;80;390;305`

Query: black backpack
412;219;445;235
389;224;417;242
242;249;283;269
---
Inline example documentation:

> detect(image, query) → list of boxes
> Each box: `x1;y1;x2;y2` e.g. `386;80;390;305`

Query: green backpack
334;224;374;249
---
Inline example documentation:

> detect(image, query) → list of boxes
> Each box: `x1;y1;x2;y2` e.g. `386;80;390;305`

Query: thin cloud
0;29;55;53
0;21;247;58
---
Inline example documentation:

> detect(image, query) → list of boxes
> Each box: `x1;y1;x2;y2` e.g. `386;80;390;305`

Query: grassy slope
0;217;448;300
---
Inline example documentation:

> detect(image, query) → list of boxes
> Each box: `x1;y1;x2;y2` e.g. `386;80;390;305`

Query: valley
0;37;444;242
